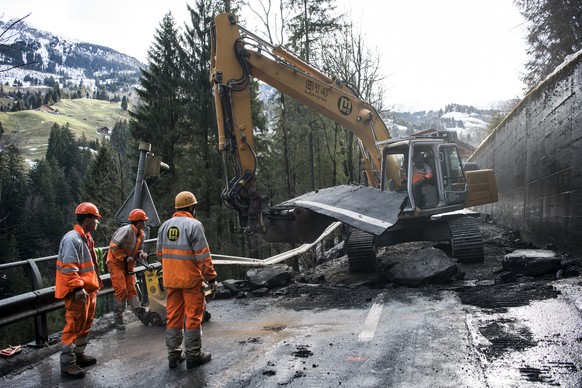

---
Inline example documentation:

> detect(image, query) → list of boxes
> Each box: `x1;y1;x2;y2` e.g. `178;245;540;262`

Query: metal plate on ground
274;185;407;236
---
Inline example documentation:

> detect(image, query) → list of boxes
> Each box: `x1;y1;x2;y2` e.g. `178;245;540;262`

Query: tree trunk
281;94;293;198
309;130;315;190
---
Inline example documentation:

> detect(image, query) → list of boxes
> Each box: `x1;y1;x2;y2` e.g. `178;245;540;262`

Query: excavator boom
210;12;401;232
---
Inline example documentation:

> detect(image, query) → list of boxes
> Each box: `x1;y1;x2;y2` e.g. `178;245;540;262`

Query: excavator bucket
265;185;408;243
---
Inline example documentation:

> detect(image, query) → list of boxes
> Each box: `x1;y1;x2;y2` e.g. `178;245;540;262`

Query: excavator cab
380;138;469;216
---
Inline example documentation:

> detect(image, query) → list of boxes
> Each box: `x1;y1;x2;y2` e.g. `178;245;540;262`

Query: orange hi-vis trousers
61;291;97;345
166;287;205;330
107;260;137;301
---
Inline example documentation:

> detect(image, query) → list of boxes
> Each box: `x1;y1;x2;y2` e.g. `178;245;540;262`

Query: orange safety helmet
128;208;148;221
75;202;101;218
175;191;198;209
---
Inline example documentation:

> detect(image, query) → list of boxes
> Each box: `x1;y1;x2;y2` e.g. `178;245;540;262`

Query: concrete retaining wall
471;50;582;253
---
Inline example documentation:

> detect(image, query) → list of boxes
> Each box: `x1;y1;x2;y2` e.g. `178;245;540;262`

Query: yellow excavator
209;13;498;272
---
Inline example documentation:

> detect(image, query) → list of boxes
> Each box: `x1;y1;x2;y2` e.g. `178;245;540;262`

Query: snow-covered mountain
0;18;142;93
386;103;506;148
440;110;490;146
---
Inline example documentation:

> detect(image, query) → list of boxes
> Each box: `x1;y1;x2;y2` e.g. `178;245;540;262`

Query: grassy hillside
0;99;131;162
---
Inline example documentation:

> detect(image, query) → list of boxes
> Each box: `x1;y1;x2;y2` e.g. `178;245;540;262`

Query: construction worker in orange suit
55;202;103;379
156;191;217;370
411;153;433;208
106;208;151;330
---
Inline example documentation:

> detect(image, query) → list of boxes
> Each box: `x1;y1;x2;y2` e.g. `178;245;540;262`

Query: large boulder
221;279;251;295
381;247;459;287
246;264;293;289
502;249;561;276
212;282;234;299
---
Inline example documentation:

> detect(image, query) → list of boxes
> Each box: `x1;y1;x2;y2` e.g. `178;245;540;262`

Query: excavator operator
411;153;433;208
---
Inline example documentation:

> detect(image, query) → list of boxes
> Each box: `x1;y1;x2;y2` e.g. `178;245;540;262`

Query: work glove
207;280;217;301
138;252;148;260
125;256;135;263
74;289;88;303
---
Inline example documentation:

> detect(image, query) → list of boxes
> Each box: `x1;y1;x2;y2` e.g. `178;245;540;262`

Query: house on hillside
97;126;111;135
37;105;56;114
412;128;475;161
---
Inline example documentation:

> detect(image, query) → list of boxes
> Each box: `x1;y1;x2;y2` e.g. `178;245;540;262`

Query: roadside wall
471;50;582;253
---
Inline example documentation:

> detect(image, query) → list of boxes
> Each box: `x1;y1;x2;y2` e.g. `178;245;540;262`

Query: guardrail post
26;259;49;346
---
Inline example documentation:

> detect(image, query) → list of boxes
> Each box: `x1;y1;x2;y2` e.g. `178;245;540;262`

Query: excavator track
447;216;484;263
346;229;377;273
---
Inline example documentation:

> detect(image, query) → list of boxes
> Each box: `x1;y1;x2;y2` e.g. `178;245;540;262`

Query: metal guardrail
0;243;157;346
212;222;341;266
0;222;341;346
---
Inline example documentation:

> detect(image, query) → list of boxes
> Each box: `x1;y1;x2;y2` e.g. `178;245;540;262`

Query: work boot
166;328;184;369
129;297;150;326
135;307;151;326
186;351;212;369
168;353;185;369
113;299;126;329
76;354;97;367
61;364;85;379
185;327;211;369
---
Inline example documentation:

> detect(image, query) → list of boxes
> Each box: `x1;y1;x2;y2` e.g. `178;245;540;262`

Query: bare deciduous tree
321;21;386;184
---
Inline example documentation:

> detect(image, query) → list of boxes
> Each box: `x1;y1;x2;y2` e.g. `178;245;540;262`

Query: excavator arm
210;13;400;233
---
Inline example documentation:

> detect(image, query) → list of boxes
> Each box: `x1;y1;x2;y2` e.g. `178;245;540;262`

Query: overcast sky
2;0;528;112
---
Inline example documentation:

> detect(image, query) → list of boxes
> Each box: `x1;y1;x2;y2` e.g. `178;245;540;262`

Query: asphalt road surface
2;276;581;387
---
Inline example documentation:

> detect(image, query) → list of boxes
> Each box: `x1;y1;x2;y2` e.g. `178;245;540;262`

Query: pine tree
109;120;133;205
110;120;131;159
130;13;184;173
45;122;90;201
46;123;77;175
80;143;124;245
23;158;71;257
514;0;582;89
176;0;252;253
286;0;343;61
180;0;225;217
0;145;27;263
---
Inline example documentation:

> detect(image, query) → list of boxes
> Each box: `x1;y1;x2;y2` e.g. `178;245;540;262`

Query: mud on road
282;217;582;385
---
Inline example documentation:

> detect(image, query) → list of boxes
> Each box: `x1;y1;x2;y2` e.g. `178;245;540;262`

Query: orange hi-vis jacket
106;224;145;266
412;164;433;184
156;211;217;289
55;225;102;299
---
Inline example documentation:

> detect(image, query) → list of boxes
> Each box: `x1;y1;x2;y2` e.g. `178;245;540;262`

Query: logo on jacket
167;227;180;241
